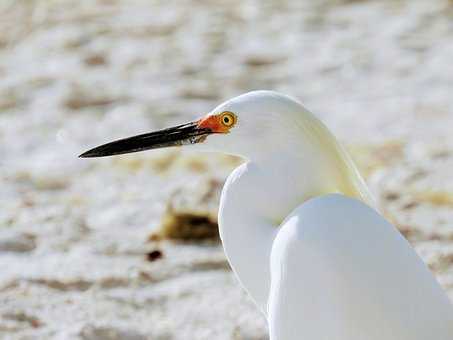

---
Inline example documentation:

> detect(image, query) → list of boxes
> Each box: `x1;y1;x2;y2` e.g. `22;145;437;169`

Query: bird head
79;91;303;160
79;90;373;206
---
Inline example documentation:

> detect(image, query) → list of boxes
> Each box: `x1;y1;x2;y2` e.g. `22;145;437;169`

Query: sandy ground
1;0;453;339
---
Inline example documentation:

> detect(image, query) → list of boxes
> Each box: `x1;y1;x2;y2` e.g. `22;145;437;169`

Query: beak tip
78;150;97;158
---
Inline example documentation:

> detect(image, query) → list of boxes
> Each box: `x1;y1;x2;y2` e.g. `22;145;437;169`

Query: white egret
80;91;453;339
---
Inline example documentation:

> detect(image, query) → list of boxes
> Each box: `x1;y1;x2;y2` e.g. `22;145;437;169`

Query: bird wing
268;194;453;340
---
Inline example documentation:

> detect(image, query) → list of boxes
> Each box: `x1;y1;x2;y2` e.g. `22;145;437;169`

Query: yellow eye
220;112;236;127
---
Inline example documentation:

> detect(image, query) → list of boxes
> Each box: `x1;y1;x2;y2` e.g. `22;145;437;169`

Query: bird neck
218;153;328;314
219;129;372;314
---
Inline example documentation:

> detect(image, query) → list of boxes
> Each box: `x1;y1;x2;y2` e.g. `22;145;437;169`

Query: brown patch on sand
146;249;164;262
149;179;221;242
155;211;219;241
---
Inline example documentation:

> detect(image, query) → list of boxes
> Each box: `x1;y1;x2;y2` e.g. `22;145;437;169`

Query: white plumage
213;92;453;339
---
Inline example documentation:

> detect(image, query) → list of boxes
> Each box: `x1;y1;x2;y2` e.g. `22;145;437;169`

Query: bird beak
79;121;212;158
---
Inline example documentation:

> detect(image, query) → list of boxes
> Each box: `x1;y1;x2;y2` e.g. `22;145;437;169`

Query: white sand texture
1;1;453;339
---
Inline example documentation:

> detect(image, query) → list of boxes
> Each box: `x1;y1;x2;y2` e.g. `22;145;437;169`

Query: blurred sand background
1;0;453;339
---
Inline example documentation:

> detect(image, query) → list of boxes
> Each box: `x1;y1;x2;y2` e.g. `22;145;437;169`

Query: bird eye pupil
224;117;229;123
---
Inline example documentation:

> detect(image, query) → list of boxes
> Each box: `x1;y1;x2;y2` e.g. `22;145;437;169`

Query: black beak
79;121;212;158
